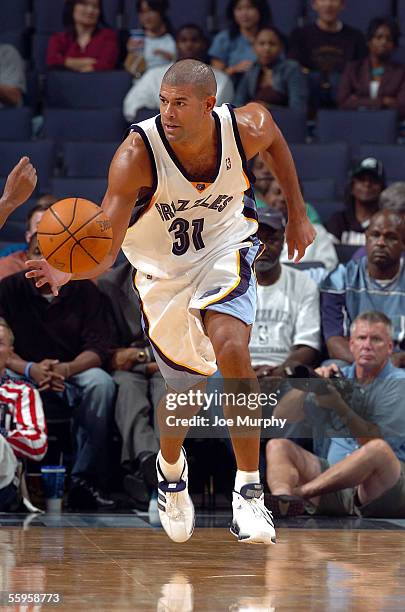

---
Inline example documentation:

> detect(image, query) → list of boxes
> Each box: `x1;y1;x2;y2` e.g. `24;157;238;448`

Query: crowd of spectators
0;0;405;519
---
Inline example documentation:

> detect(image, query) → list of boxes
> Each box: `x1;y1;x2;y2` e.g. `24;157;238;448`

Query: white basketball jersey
122;104;258;279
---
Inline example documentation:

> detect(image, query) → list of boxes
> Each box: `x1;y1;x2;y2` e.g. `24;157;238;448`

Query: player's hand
2;157;37;209
285;216;316;263
25;259;72;297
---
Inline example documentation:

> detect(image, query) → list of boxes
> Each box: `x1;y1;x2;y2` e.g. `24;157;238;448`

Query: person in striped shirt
0;317;47;510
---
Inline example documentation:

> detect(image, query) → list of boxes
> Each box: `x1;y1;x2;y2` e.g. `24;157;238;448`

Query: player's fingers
287;239;295;261
293;245;306;263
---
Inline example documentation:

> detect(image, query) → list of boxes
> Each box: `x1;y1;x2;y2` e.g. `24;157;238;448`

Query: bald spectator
0;195;56;281
321;210;405;366
0;44;26;107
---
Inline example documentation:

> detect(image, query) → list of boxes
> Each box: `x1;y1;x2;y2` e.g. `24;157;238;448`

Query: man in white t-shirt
250;210;321;378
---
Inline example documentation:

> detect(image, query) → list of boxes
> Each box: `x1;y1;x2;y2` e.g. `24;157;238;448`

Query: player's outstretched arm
25;133;153;295
0;157;37;230
236;103;316;262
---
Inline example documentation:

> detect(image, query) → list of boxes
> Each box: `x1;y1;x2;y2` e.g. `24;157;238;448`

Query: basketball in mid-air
37;198;113;274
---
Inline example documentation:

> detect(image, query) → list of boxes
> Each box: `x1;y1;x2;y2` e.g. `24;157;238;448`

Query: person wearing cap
321;209;405;367
326;157;386;246
249;210;321;378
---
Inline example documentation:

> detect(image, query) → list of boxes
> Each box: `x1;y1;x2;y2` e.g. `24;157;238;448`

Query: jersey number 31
169;217;205;256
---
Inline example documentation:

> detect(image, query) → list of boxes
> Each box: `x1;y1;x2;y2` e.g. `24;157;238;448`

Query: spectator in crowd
0;157;37;231
352;182;405;260
47;0;119;72
266;311;405;518
321;210;405;366
338;18;405;118
209;0;271;81
249;210;320;379
0;234;117;510
326;157;386;245
250;155;274;209
265;176;338;270
0;44;26;107
124;0;175;77
0;195;56;280
98;261;165;508
289;0;366;109
233;27;308;112
123;24;234;122
0;318;47;511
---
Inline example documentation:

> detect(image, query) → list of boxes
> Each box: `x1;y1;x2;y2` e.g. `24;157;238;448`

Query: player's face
254;29;283;66
312;0;344;24
350;321;392;370
73;0;100;27
368;25;395;60
177;29;206;60
159;85;215;143
0;326;12;373
234;0;260;30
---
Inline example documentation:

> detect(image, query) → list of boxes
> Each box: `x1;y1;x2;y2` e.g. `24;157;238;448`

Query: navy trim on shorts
210;246;252;306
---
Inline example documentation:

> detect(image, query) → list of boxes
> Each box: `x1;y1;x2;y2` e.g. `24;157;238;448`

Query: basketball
37;198;113;274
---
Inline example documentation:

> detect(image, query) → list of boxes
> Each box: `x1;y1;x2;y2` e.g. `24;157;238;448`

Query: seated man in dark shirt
326;157;386;245
289;0;367;109
0;235;117;510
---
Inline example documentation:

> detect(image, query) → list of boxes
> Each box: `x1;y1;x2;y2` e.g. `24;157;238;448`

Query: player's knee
215;337;250;369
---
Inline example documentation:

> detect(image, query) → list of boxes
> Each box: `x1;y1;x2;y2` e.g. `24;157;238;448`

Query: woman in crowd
209;0;271;81
47;0;119;72
338;18;405;118
125;0;175;77
233;26;307;111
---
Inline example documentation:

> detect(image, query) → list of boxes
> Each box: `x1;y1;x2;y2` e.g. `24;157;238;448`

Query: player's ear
205;95;216;113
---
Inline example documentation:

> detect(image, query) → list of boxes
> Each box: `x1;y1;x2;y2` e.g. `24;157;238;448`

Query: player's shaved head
161;59;217;98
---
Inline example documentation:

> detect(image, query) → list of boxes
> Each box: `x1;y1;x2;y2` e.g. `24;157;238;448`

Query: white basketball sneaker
231;483;276;544
156;448;195;543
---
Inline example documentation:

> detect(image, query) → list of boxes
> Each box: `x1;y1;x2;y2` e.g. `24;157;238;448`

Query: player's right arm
0;157;37;230
25;132;153;295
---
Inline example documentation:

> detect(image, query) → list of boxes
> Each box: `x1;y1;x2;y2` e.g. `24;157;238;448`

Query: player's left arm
235;103;316;262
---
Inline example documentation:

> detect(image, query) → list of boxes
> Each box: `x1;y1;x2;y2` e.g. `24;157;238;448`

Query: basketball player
25;60;315;545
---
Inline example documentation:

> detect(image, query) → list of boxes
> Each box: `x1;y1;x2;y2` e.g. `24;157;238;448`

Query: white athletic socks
235;470;260;493
158;450;184;482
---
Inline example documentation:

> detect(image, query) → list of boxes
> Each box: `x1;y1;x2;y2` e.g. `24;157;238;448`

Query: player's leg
204;310;276;544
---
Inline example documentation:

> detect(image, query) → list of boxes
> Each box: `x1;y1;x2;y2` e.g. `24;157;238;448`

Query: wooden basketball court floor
1;513;405;610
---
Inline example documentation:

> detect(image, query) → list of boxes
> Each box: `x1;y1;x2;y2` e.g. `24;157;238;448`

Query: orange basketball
37;198;113;274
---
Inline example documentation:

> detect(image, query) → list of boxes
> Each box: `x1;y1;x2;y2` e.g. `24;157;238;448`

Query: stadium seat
301;179;336;201
0;0;27;32
45;71;132;108
32;33;52;74
0;31;25;55
122;0;138;29
63;142;118;178
134;107;159;122
0;141;55;193
311;200;345;223
271;109;307;143
305;0;392;32
335;244;360;263
397;0;405;32
269;0;303;35
290;143;349;198
101;0;121;28
0;108;32;140
317;110;397;146
43;109;127;146
355;145;405;183
50;178;107;204
33;0;64;33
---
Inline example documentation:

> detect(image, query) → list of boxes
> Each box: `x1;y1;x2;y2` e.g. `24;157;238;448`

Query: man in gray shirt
0;44;26;107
